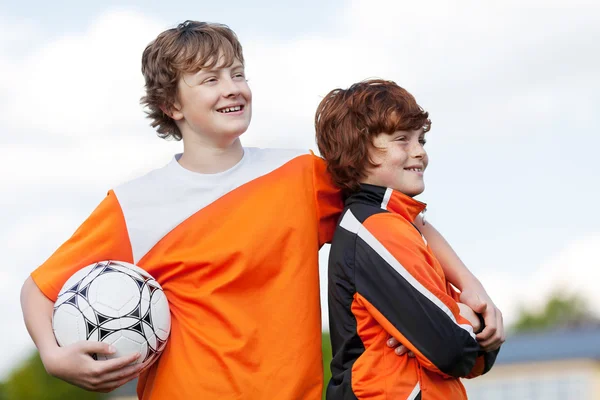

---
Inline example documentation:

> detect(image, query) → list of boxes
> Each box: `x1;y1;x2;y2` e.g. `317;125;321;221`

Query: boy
316;79;499;399
20;21;503;399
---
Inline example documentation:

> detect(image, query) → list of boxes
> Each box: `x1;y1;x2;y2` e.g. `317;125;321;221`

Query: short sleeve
31;190;133;301
310;153;343;247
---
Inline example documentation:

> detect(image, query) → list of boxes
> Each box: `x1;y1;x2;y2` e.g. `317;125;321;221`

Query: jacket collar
346;183;427;221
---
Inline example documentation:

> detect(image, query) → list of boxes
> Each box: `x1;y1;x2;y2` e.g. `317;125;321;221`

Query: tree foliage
0;351;105;400
322;332;332;400
511;291;599;333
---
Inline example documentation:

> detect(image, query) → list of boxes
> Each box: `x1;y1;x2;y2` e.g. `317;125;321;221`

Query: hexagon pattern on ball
52;260;171;364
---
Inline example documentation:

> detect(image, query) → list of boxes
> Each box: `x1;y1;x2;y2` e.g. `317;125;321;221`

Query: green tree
511;291;599;333
322;332;332;400
2;351;105;400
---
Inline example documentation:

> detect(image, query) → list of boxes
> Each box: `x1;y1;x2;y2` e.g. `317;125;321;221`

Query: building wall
463;359;600;400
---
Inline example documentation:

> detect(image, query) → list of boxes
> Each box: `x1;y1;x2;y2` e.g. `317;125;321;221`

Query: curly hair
315;79;431;195
140;21;244;140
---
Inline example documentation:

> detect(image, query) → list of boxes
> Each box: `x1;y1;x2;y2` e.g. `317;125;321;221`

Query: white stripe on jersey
407;382;421;400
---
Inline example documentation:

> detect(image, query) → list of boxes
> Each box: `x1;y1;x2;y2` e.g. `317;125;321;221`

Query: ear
160;102;184;121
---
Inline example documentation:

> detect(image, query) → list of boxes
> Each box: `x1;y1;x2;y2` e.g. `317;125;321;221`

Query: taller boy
21;21;503;399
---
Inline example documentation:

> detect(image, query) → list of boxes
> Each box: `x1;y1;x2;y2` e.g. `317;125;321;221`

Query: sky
1;0;599;380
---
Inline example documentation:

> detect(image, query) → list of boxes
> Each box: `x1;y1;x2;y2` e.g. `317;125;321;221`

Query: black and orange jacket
327;184;498;400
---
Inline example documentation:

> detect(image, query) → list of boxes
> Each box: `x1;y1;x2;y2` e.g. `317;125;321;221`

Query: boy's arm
20;277;143;392
416;215;505;351
456;302;500;378
353;213;481;378
23;191;143;391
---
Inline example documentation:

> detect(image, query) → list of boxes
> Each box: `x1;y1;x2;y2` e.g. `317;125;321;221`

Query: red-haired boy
316;79;500;399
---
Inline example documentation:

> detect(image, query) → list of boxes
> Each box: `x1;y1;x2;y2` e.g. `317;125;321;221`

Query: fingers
74;341;141;368
394;347;415;357
460;290;488;314
476;305;498;340
138;356;156;373
83;354;145;392
479;337;502;352
387;337;406;355
94;368;142;393
469;295;487;314
477;307;505;351
394;345;409;356
387;338;415;357
96;358;145;383
77;341;116;356
476;319;496;341
475;299;487;314
98;352;142;372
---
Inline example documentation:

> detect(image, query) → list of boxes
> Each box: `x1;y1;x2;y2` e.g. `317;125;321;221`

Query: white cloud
1;10;165;142
0;138;181;189
523;234;600;313
475;234;600;327
0;212;89;379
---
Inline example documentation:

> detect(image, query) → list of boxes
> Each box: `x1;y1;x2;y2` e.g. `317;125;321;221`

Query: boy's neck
178;137;244;174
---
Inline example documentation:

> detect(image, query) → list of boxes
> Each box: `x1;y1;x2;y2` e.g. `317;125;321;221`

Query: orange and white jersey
31;147;343;400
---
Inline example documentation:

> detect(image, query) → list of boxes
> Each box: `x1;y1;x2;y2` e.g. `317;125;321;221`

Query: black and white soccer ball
52;260;171;364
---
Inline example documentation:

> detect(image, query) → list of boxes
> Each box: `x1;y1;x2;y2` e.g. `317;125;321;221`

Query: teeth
219;106;242;113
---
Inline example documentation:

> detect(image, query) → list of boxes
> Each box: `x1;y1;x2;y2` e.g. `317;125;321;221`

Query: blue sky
1;0;599;379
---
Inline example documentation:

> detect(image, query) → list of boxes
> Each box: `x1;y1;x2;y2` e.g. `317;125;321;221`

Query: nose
411;140;426;159
222;76;241;97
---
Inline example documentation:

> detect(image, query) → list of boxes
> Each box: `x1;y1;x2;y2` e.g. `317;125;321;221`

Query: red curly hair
315;79;431;195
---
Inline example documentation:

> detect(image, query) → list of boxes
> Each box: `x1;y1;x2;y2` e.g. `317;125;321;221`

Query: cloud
0;212;87;379
0;138;181;189
524;234;600;313
1;10;165;143
474;234;600;327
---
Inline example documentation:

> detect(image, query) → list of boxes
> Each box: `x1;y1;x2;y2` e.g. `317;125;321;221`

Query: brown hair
140;20;244;140
315;79;431;195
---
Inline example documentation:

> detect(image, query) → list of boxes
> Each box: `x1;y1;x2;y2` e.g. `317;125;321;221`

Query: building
464;325;600;400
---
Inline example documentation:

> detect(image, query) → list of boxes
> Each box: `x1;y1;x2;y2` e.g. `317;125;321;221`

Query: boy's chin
220;126;249;141
399;186;425;198
227;123;251;137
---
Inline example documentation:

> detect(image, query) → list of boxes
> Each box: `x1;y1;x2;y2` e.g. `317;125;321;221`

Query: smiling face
170;57;252;145
362;129;428;197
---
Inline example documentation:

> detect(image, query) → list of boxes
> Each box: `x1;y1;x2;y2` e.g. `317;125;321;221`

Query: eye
395;136;407;142
202;77;218;84
232;72;246;81
419;138;427;145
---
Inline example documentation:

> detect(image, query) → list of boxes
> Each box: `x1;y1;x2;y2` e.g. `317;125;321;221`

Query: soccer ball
52;260;171;364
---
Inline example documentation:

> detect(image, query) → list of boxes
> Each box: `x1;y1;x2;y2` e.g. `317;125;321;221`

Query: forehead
184;47;244;74
198;57;244;72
